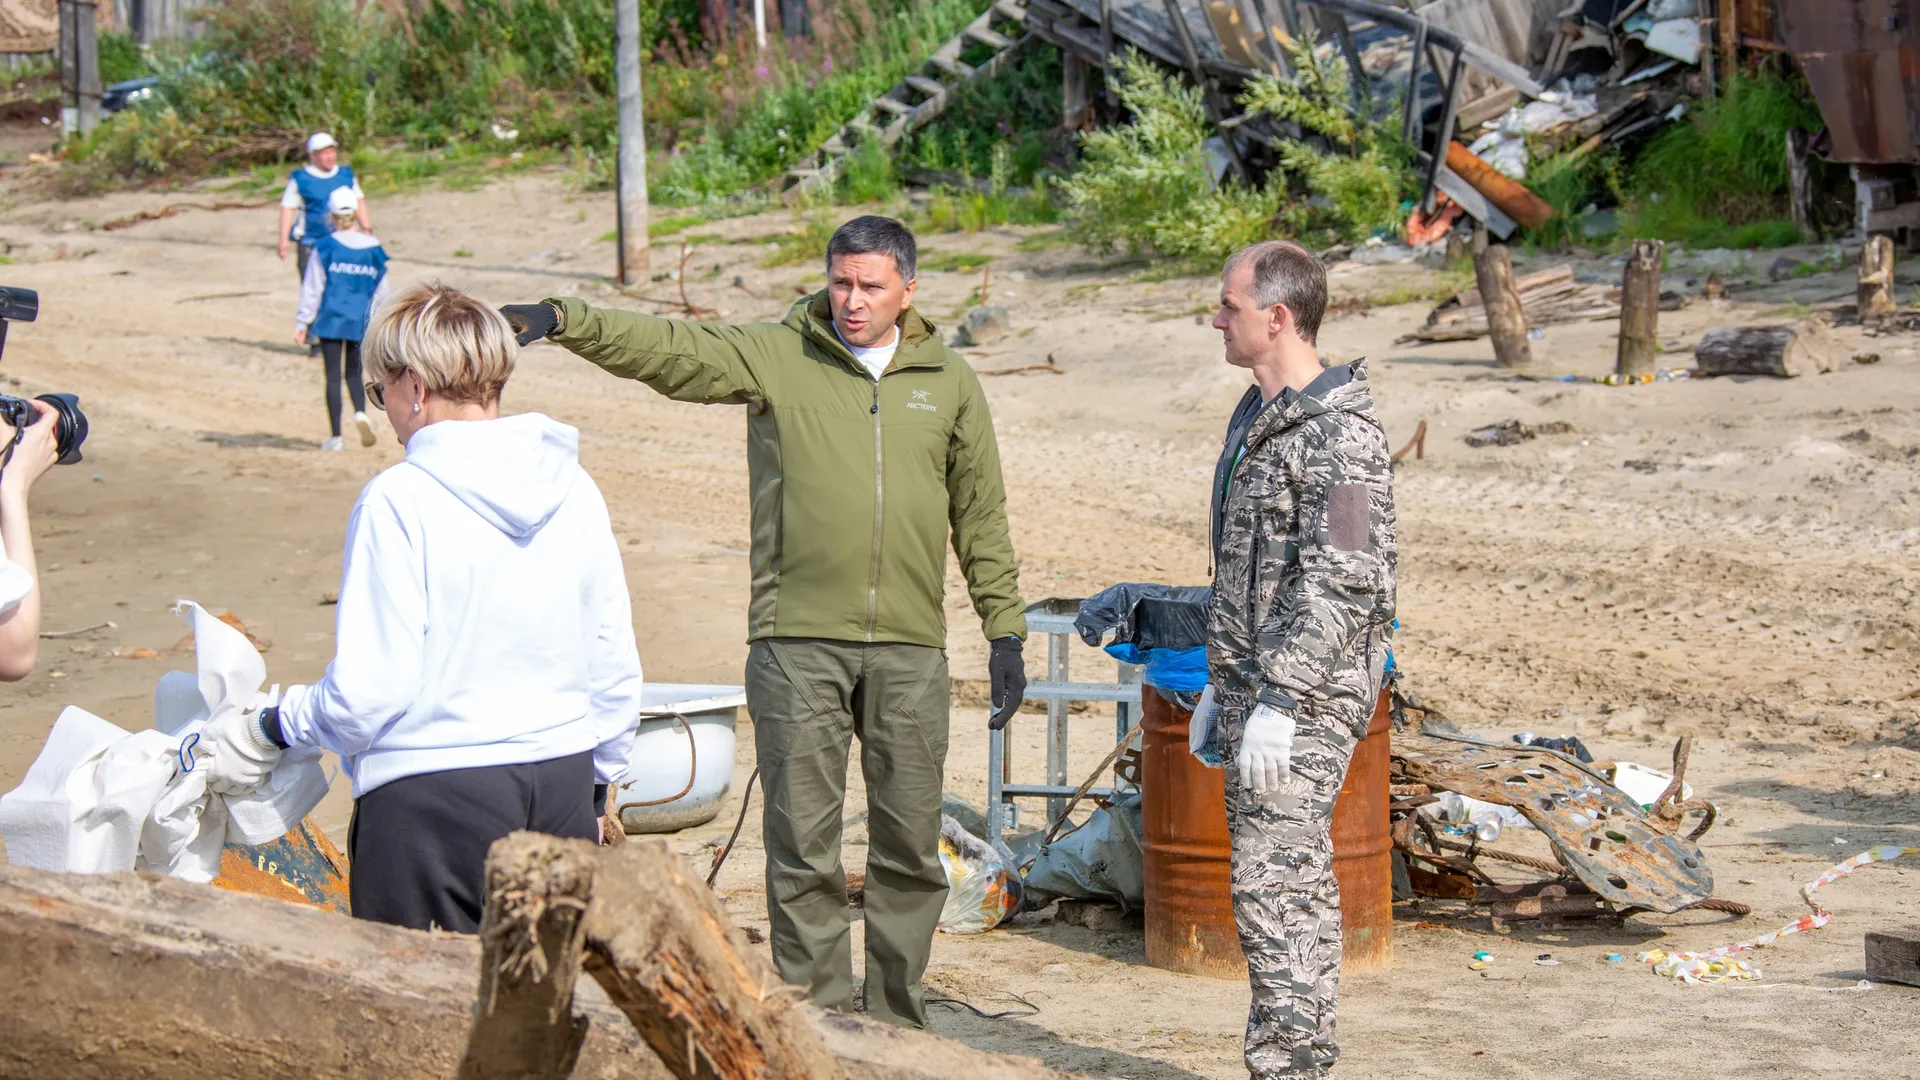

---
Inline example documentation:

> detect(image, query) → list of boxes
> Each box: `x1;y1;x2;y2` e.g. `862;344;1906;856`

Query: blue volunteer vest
291;165;358;242
311;235;388;342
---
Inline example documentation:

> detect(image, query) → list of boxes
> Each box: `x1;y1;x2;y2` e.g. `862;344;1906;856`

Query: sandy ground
0;169;1917;1078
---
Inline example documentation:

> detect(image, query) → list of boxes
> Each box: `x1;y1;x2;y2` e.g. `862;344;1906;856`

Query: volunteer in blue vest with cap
276;132;371;278
296;186;390;451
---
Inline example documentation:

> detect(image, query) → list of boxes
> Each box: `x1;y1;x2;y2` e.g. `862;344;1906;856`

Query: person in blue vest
276;132;370;281
295;187;390;451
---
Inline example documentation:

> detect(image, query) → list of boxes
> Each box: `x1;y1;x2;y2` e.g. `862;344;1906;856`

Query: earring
412;402;421;413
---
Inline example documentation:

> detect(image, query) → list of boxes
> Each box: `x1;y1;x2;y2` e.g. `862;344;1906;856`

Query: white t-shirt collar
834;322;899;381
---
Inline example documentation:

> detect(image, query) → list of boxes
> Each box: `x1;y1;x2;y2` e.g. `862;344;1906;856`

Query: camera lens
34;393;87;465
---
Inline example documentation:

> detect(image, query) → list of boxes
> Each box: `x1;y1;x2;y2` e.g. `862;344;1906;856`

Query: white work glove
1236;702;1296;796
1189;684;1219;758
202;694;284;795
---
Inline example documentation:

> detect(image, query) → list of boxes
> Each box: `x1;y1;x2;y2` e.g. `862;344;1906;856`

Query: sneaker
320;436;345;451
354;411;376;447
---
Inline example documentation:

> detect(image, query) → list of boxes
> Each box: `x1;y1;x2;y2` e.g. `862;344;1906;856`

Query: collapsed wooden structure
0;834;1089;1080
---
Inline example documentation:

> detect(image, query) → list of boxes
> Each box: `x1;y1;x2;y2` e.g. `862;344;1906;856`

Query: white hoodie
277;413;644;798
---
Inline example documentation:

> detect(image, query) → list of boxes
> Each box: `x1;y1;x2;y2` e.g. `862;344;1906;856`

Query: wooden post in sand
457;834;598;1080
1616;239;1663;378
1859;234;1897;321
614;0;650;286
1472;233;1532;368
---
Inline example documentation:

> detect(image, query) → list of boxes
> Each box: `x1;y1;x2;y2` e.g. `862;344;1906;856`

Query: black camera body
0;286;88;466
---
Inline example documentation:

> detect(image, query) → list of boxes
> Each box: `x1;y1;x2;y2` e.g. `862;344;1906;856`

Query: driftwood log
1693;319;1839;378
1616;239;1663;377
1473;240;1533;368
1399;263;1679;344
459;834;600;1080
0;859;1086;1080
582;838;847;1080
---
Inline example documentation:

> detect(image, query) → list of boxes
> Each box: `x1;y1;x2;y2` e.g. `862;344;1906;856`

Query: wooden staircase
781;0;1035;203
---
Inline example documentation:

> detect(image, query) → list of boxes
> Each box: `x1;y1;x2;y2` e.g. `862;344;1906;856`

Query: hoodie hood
405;413;580;537
1244;358;1378;453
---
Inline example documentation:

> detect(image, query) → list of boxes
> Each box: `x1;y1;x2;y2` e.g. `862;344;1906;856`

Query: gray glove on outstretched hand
500;302;559;347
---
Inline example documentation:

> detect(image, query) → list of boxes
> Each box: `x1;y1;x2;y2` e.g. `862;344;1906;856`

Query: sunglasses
365;381;387;411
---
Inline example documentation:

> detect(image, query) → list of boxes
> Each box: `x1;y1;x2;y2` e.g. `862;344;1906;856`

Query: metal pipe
1294;0;1543;95
1399;19;1425;146
1420;46;1465;213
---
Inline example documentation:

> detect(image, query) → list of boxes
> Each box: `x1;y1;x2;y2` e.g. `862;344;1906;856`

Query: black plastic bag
1074;583;1212;652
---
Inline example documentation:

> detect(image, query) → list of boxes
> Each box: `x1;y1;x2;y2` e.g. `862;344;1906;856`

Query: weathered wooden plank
1866;926;1920;987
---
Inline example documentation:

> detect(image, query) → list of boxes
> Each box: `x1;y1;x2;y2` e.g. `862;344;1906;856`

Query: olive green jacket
546;292;1026;648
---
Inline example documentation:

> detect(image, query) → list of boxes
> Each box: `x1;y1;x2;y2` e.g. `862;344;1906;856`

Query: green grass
452;248;473;258
921;250;992;272
758;216;837;268
597;214;706;243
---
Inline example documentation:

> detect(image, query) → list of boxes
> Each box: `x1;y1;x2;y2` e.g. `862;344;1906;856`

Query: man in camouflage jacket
1193;240;1397;1080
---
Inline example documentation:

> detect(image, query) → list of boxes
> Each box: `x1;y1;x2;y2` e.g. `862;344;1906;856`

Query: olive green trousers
745;637;950;1028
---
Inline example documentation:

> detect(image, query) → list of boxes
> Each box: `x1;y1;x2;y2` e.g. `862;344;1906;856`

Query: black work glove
988;636;1027;731
500;302;560;347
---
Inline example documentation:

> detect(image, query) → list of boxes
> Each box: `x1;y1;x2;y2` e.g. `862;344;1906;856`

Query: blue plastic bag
1104;643;1208;692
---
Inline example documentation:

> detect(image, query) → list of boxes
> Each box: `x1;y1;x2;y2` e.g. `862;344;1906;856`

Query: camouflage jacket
1206;360;1397;737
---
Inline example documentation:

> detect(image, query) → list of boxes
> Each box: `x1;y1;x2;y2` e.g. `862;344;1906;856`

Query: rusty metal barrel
1141;688;1245;978
1330;691;1394;970
1142;688;1394;977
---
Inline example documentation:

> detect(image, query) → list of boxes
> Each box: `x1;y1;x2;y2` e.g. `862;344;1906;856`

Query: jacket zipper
864;375;885;642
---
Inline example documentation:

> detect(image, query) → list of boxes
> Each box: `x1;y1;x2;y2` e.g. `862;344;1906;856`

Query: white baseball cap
307;131;338;154
326;186;360;216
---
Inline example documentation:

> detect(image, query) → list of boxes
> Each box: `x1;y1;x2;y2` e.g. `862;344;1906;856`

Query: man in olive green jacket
502;216;1027;1029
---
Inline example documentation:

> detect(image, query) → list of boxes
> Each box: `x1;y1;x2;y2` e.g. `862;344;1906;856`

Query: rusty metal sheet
214;816;351;916
1392;728;1712;913
1779;0;1920;163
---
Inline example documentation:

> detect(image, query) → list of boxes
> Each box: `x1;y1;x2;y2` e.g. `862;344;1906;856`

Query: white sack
0;600;330;880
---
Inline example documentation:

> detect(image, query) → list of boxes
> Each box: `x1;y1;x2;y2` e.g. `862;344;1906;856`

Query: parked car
102;76;158;113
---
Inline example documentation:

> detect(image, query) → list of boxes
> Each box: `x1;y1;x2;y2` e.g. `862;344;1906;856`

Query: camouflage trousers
1222;696;1365;1080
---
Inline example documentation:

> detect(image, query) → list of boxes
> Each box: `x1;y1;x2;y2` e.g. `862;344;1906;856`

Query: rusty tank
214;816;351;915
1141;689;1395;978
1330;691;1393;970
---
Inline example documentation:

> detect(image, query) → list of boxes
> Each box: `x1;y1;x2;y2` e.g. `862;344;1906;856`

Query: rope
616;712;699;811
705;766;760;889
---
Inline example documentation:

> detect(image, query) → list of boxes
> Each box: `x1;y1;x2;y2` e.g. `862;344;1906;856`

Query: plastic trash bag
936;814;1023;934
1102;642;1208;693
1074;583;1211;652
0;600;329;881
1021;792;1145;912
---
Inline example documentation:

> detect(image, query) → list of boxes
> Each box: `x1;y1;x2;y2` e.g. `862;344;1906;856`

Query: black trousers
320;338;367;438
346;751;598;933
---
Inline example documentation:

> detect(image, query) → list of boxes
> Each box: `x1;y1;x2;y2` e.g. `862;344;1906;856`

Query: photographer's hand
1;401;59;495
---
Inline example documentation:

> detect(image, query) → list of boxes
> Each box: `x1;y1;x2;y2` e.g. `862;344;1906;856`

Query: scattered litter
1463;419;1574;448
1527;328;1545;340
1854;353;1881;365
1605;953;1624;963
936;815;1023;934
1642;845;1920;983
113;647;161;660
1535;956;1560;967
1418;791;1533;842
1473;950;1493;960
1609;761;1693;808
1834;837;1849;845
1513;732;1594;762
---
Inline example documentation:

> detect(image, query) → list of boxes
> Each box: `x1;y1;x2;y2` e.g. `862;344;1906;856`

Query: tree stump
1693;319;1838;377
1616;239;1663;377
1860;234;1897;320
1473;240;1532;368
459;833;601;1080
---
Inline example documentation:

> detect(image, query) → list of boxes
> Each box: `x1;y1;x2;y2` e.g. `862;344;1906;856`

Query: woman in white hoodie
202;282;645;932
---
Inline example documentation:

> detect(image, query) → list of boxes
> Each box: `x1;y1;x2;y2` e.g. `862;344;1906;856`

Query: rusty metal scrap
1390;718;1714;915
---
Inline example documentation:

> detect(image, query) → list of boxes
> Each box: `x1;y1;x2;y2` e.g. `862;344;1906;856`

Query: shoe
320;436;345;451
354;411;376;447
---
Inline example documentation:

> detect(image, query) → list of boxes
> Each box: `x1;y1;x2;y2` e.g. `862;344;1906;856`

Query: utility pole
614;0;649;286
754;0;767;49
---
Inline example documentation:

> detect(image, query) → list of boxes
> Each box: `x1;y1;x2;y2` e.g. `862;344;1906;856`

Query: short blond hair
364;282;516;406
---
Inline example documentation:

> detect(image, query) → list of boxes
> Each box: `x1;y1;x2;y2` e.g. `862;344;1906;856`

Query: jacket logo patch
1326;483;1370;551
908;389;937;412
